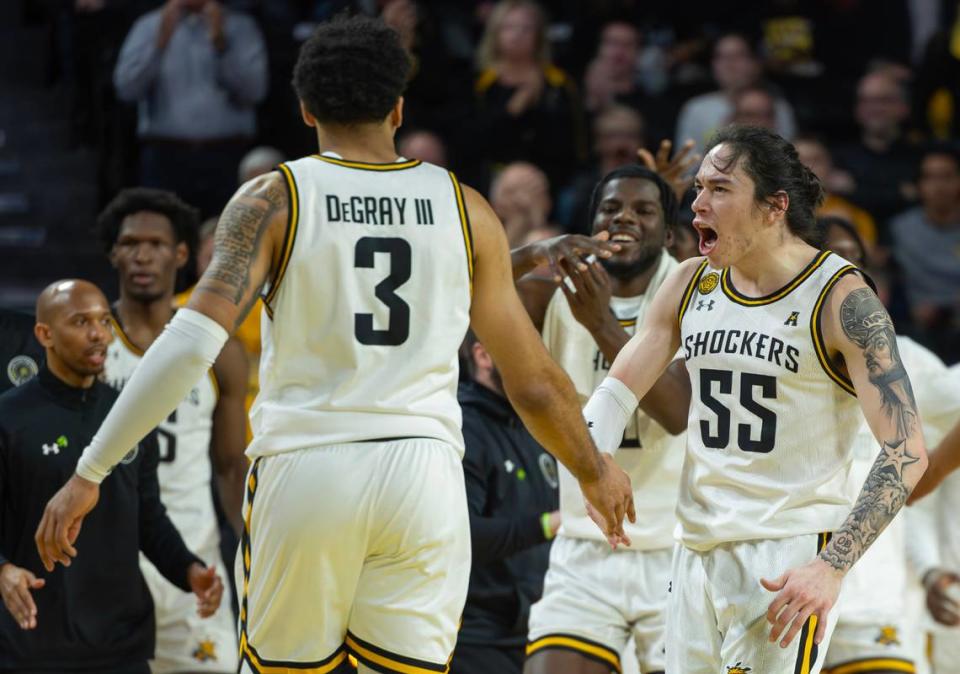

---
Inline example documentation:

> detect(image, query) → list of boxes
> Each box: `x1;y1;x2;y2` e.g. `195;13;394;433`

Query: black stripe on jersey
243;641;348;673
794;532;833;674
526;633;622;673
239;458;261;668
262;164;300;313
311;155;423;171
109;313;145;356
810;265;859;396
722;250;831;307
677;260;710;327
345;631;449;673
448;172;475;295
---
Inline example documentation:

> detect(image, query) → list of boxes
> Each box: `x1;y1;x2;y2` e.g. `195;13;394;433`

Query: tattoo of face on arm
819;288;921;573
197;177;286;327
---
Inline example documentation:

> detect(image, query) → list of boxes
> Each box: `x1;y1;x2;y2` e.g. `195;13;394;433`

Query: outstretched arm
35;174;286;570
763;275;928;649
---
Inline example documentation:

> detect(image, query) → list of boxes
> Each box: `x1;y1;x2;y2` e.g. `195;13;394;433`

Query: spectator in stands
449;331;559;674
397;129;449;167
113;0;268;217
729;85;777;129
674;32;796;154
583;21;643;114
561;105;645;233
490;162;557;247
237;146;285;185
794;134;878;248
473;0;586;190
832;68;921;236
890;146;960;362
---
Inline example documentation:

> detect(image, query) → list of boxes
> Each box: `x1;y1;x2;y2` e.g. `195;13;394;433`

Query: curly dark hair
704;125;824;242
587;164;679;228
97;187;199;254
293;15;412;125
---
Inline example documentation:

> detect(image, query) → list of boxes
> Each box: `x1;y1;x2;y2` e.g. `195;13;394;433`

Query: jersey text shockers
247;154;473;457
677;251;863;550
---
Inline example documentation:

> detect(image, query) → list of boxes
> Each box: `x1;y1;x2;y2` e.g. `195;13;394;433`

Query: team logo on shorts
192;639;218;662
726;663;751;674
875;625;900;646
539;453;559;489
7;354;38;386
698;272;720;295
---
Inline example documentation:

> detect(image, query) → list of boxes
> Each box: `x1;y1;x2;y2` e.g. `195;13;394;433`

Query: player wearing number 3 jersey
582;126;928;674
33;15;635;674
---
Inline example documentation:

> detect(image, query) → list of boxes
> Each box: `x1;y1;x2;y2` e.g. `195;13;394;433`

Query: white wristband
582;376;639;457
76;309;229;484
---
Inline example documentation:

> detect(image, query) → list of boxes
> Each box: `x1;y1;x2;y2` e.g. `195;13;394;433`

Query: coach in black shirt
450;332;560;674
0;279;223;674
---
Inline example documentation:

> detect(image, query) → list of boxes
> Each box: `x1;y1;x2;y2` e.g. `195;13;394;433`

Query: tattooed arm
34;174;287;570
762;274;927;650
819;277;928;573
187;173;288;332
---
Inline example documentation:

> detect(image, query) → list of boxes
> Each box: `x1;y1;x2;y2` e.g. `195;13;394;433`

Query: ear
34;322;53;348
765;191;789;224
175;241;189;269
390;97;404;131
471;341;493;372
108;244;119;269
663;225;675;249
299;100;317;128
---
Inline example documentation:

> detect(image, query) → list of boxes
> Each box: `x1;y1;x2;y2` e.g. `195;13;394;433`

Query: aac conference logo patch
7;354;38;387
698;272;720;295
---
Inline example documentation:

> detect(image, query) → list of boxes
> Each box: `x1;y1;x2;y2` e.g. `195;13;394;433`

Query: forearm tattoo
820;288;921;573
197;176;286;327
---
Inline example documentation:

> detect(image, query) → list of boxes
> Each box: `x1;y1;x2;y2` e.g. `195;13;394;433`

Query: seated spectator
674;32;796;154
560;105;645;233
114;0;268;217
729;85;778;129
449;331;559;674
238;146;285;185
583;20;644;114
0;280;223;673
397;129;449;167
832;68;921;236
890;146;960;363
490;162;556;248
794;134;878;248
473;0;586;190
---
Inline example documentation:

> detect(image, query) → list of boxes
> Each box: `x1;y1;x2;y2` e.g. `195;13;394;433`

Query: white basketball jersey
677;251;863;550
247;154;473;458
542;250;685;550
104;319;220;553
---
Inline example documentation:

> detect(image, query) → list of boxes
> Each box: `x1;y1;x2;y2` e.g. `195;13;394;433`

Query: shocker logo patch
698;272;720;295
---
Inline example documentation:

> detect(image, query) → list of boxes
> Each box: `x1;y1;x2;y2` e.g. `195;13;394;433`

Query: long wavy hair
475;0;550;71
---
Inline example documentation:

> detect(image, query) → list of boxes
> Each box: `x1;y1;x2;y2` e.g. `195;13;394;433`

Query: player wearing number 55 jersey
582;126;929;674
35;15;634;674
96;188;250;674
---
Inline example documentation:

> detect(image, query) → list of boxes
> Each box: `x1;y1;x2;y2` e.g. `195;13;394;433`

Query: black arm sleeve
137;431;203;592
462;427;548;565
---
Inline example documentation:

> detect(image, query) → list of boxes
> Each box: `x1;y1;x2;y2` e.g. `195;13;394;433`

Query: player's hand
559;254;615;333
636;138;700;200
0;563;45;630
34;474;100;572
923;569;960;626
761;557;843;648
188;563;224;618
529;232;620;285
580;453;635;549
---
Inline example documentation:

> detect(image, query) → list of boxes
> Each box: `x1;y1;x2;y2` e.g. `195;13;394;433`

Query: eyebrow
694;175;736;186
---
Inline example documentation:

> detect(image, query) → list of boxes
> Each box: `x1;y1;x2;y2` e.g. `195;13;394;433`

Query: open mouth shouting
693;219;718;256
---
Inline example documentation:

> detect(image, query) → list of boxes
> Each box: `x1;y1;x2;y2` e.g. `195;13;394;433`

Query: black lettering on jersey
393;198;407;225
157;408;178;463
723;329;741;354
739;331;756;356
415;198;435;225
785;345;800;373
593;350;610;372
755;333;769;360
326;194;342;222
684;334;693;360
767;337;784;367
693;331;708;358
709;330;725;354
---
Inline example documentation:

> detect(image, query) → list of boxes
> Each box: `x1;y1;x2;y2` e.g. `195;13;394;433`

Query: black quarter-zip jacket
457;381;559;647
0;367;202;672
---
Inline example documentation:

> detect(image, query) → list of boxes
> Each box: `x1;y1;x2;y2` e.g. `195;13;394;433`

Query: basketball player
581;126;929;673
815;217;959;674
513;165;689;674
97;187;249;674
35;15;634;674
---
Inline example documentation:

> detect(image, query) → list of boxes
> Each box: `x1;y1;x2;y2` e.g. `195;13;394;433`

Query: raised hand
558;255;615;332
528;232;620;284
637;138;700;200
0;563;45;630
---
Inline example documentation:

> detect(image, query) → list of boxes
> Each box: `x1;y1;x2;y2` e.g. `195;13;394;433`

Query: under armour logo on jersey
696;299;715;311
504;460;515;473
42;442;60;456
784;311;800;326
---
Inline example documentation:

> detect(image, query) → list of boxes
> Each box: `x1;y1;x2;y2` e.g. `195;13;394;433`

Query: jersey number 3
354;237;411;346
699;369;777;453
